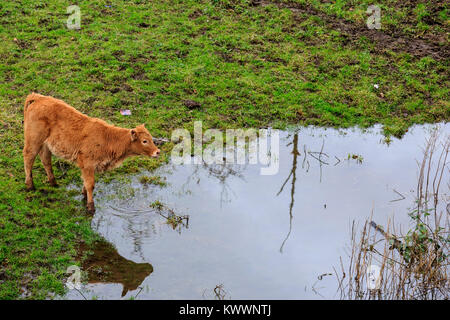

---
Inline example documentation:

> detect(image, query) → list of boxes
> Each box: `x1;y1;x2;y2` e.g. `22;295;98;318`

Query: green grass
0;0;448;299
139;175;167;187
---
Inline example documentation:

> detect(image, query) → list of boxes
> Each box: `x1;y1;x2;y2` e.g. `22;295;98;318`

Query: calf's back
24;93;130;166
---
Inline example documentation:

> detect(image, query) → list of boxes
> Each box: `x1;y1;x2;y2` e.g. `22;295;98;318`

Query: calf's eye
143;140;148;144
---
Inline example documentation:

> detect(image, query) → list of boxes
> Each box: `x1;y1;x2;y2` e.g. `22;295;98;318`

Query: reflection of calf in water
80;241;153;297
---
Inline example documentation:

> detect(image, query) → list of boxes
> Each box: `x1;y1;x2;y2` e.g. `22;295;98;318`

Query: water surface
64;123;449;299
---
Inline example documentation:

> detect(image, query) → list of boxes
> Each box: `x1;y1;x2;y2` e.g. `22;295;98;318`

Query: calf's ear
131;129;138;141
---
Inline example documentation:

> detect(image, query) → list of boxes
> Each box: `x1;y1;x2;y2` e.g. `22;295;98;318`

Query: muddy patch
260;0;449;61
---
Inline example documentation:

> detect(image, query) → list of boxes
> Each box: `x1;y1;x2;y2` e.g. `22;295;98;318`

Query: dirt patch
13;38;31;50
188;9;203;20
260;0;449;61
138;22;151;28
131;68;147;80
214;50;236;63
183;99;202;109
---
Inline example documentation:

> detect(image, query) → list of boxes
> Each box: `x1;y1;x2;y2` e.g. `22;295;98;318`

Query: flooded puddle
64;123;449;299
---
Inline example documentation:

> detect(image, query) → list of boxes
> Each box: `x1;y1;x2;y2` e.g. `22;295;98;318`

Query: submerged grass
139;175;167;187
0;0;448;298
150;201;189;232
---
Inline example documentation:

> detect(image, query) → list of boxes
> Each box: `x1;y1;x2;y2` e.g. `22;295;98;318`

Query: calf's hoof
25;184;35;191
86;202;96;214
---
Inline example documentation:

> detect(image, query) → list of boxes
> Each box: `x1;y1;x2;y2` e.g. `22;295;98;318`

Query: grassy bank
0;0;448;299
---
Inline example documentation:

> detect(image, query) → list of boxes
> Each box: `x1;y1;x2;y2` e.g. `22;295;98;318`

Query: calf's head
130;124;160;158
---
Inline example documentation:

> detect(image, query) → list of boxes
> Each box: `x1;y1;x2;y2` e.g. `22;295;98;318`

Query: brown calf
23;93;160;213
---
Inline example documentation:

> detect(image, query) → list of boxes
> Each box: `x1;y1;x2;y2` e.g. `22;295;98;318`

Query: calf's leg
23;119;49;191
23;141;44;191
23;150;37;190
39;144;57;186
81;167;95;214
82;186;87;201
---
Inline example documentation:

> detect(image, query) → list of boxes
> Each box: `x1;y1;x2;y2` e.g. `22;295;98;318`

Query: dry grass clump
336;128;449;300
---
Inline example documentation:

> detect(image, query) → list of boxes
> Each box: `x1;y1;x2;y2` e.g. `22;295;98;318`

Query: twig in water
334;156;341;166
74;287;88;300
132;286;144;300
389;189;406;202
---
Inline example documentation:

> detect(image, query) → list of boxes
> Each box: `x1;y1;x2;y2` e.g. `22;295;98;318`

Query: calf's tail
24;92;38;114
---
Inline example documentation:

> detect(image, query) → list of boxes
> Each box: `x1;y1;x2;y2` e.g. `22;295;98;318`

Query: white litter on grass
373;84;379;89
120;109;131;116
